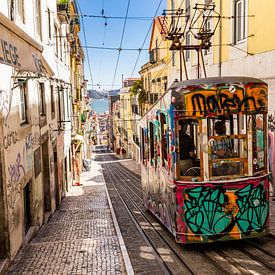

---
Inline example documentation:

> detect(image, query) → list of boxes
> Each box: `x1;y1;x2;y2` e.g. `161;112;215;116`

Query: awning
0;12;54;76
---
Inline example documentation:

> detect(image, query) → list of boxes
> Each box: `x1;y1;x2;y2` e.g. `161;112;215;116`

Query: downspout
218;0;222;77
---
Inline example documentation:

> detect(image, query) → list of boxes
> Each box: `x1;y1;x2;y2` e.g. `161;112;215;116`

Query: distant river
91;98;109;114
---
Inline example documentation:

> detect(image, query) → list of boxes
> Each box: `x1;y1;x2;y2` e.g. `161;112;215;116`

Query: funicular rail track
95;149;275;274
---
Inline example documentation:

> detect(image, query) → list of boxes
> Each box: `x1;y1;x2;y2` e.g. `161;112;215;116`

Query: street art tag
183;85;267;117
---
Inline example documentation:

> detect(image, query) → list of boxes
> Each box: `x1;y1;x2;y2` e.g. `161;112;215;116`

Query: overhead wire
111;0;131;89
76;0;94;87
97;0;108;84
130;0;164;78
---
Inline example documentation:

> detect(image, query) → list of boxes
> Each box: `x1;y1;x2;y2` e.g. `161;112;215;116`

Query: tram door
177;119;201;178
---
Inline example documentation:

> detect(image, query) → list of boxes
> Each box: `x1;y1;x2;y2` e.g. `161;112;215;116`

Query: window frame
50;85;55;119
19;80;27;124
16;0;25;23
207;115;249;179
233;0;246;44
47;8;51;40
39;82;46;116
34;0;42;40
185;32;191;61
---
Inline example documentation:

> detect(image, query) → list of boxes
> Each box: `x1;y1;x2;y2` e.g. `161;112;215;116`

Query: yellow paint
248;0;275;54
184;85;267;117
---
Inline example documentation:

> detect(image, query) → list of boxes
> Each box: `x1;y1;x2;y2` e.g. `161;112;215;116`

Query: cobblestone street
6;159;131;275
4;154;275;275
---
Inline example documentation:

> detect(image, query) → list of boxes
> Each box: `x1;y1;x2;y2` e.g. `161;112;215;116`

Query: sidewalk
6;156;133;275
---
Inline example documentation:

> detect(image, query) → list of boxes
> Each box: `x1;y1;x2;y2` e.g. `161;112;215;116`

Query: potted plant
57;0;69;12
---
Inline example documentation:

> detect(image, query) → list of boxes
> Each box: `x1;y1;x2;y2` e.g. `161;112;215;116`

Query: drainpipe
218;0;222;77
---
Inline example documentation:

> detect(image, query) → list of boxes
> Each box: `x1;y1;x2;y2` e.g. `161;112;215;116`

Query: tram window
160;113;168;167
149;121;155;164
178;119;200;177
252;114;265;172
208;115;248;178
141;128;149;163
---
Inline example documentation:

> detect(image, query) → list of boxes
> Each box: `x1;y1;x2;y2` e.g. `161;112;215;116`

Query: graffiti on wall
0;89;8;114
183;85;267;117
181;180;269;240
7;153;26;209
24;133;33;172
3;130;18;149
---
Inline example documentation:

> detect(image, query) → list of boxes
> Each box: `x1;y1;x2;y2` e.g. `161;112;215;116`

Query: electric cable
130;0;164;77
111;0;131;89
75;0;94;87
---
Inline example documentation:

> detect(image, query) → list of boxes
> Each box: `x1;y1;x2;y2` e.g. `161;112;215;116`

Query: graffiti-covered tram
139;77;270;244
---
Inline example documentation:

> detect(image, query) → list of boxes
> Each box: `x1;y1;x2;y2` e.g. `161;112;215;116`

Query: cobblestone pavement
6;159;130;275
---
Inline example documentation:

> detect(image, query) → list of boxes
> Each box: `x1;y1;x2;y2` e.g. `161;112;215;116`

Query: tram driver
179;121;196;176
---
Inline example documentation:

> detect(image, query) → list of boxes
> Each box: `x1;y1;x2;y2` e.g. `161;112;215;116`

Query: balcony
57;2;69;23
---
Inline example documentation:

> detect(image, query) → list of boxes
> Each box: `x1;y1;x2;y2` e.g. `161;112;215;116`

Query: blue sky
76;0;166;92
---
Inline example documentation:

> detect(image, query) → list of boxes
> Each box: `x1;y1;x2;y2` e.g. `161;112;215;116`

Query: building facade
0;0;86;261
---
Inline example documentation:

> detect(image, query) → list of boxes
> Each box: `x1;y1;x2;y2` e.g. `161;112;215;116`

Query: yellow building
139;16;170;115
69;0;86;183
165;0;275;112
117;78;139;158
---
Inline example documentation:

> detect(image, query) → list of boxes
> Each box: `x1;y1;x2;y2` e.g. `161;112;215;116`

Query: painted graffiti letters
0;38;21;67
0;89;8;113
8;153;26;184
25;133;32;150
185;86;267;117
3;130;18;149
7;153;26;209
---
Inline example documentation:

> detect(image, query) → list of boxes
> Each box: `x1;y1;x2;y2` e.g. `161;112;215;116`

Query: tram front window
208;115;248;178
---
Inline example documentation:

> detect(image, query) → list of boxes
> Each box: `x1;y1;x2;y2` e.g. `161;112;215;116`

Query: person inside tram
179;121;196;175
213;120;233;158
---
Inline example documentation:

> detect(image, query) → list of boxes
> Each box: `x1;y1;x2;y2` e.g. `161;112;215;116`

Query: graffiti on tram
182;84;267;117
177;178;269;241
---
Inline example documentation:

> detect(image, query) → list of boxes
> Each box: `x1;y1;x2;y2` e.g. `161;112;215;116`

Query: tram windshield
208;115;248;177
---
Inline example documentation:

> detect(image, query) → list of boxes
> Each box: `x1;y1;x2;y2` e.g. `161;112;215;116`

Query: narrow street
5;147;275;275
5;151;132;275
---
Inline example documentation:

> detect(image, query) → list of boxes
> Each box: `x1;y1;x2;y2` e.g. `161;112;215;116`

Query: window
155;39;159;61
160;113;168;167
64;40;66;65
141;128;148;163
208;115;248;178
204;18;211;55
178;119;200;177
252;114;266;172
35;0;42;39
149;121;155;165
233;0;246;44
54;25;58;56
19;80;27;124
17;0;25;22
59;30;62;61
39;83;46;116
47;8;51;39
50;85;55;119
185;32;191;61
8;0;15;20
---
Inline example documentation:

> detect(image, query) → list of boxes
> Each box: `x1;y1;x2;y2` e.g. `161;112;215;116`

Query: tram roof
170;76;267;90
